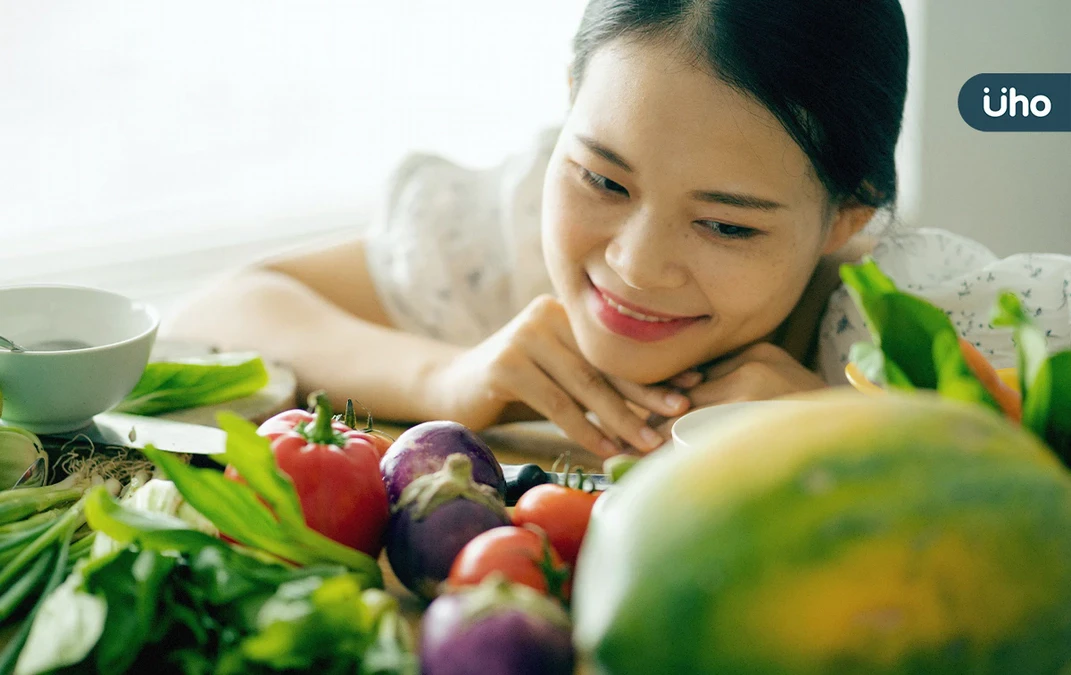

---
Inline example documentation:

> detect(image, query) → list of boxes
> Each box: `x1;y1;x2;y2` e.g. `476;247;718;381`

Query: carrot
958;337;1022;423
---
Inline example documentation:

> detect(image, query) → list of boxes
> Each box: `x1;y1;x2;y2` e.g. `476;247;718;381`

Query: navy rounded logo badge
959;73;1071;132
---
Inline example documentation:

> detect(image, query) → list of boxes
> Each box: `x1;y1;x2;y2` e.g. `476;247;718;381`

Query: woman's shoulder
363;127;561;346
868;227;1071;305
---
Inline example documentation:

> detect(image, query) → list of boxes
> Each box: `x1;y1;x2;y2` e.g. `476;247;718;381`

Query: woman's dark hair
570;0;909;211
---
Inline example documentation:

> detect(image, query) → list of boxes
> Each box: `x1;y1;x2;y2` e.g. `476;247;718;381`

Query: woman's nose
604;213;688;290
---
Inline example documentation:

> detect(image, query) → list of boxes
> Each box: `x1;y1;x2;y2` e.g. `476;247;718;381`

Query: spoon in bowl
0;335;24;353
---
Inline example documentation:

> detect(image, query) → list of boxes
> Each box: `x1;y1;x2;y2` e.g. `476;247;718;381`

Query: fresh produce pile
0;426;155;674
380;420;601;674
0;258;1068;674
0;392;603;674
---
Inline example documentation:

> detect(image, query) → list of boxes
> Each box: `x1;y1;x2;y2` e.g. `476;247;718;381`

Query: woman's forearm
163;268;463;423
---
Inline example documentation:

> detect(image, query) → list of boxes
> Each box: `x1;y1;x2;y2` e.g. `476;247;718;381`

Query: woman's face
542;38;854;384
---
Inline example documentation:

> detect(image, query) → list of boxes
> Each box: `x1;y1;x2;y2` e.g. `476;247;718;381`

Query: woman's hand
427;295;692;457
647;342;828;438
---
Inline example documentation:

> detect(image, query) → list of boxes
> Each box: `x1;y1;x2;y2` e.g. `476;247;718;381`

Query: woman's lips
585;278;707;343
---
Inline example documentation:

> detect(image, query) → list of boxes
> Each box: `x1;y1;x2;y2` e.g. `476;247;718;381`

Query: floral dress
364;128;1071;386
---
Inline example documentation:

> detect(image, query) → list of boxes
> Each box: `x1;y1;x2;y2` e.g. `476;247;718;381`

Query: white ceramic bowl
0;285;159;434
671;400;815;452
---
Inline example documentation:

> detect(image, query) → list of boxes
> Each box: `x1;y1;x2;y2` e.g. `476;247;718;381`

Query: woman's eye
698;221;758;240
578;167;628;196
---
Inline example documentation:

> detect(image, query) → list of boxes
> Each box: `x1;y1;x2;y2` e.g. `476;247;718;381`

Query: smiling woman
167;0;1071;461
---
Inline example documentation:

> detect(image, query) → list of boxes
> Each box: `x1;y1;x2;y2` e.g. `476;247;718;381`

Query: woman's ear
567;63;576;100
821;199;876;255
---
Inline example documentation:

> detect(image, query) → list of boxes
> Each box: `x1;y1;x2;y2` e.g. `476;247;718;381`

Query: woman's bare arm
162;237;463;422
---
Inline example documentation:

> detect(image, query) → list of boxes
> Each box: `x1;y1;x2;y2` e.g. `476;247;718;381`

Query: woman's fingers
530;339;667;453
608;375;691;419
669;370;703;389
507;359;620;458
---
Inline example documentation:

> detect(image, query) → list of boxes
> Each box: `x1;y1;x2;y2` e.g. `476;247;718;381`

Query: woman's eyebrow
575;134;787;211
575;134;633;172
689;190;786;211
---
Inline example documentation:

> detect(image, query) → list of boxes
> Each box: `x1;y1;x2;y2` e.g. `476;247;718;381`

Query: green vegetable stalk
992;291;1071;462
12;488;416;675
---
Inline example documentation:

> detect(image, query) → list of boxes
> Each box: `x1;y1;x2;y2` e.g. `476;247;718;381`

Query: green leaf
992;291;1049;402
85;485;194;541
8;563;106;675
840;259;1000;414
186;545;343;608
139;445;321;566
84;485;232;559
237;575;416;674
989;291;1071;461
213;413;305;528
87;549;178;674
142;447;284;536
115;353;269;416
1034;352;1071;461
841;260;952;388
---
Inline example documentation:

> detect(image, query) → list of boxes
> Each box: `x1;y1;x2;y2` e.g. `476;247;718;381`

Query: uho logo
960;74;1071;132
983;87;1052;118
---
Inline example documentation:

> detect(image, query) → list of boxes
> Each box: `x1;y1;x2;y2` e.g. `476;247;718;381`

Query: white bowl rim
0;283;160;355
671;399;814;449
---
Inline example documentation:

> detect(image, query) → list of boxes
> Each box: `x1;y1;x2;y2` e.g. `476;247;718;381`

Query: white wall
910;0;1071;255
1;0;1066;317
0;1;587;314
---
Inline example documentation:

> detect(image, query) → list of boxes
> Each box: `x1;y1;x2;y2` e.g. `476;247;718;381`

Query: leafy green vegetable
840;258;998;411
992;291;1049;401
992;291;1071;462
137;413;382;587
239;577;417;675
116;353;269;416
18;489;415;675
0;513;80;675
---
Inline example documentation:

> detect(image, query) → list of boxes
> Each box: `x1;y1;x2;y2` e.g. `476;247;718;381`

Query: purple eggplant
386;454;510;600
380;421;506;505
421;575;575;675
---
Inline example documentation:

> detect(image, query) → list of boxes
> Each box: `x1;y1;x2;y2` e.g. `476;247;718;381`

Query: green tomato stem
306;391;339;446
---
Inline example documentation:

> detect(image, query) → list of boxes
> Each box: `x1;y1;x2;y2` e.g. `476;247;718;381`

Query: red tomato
359;428;394;460
447;526;570;600
256;408;353;443
258;404;395;460
512;484;600;567
229;394;391;557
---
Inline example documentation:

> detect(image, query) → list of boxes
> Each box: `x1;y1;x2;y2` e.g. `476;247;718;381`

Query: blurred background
1;0;1068;318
